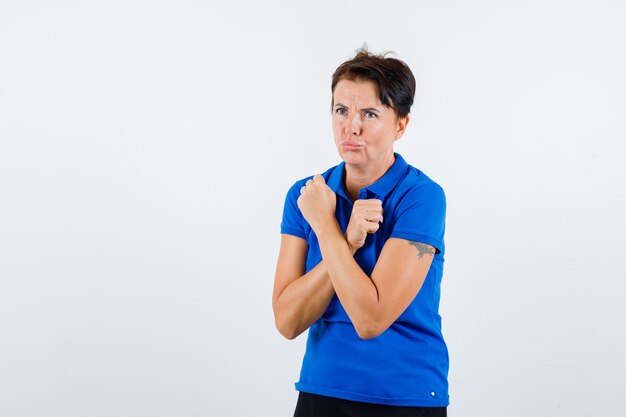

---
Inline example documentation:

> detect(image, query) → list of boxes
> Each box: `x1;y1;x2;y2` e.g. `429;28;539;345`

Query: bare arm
272;234;335;340
317;223;434;339
298;175;435;339
271;182;377;340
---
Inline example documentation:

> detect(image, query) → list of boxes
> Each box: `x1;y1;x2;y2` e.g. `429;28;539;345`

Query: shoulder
388;162;447;253
285;163;341;196
394;164;446;209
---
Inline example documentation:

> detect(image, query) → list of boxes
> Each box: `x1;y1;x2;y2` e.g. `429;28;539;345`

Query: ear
394;115;410;140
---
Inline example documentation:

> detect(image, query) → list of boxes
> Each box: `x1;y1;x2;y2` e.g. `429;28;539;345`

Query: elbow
272;300;303;340
355;328;384;340
277;326;300;340
354;321;387;340
274;316;302;340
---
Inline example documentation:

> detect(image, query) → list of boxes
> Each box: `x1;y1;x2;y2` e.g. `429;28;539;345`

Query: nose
346;113;362;136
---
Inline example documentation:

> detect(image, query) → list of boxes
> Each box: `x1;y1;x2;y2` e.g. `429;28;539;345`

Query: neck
344;153;395;202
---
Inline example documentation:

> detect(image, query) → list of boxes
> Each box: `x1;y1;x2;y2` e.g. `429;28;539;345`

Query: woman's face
332;79;408;170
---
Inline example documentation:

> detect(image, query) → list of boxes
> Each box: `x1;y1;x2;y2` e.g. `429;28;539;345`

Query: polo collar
327;160;348;199
327;153;409;201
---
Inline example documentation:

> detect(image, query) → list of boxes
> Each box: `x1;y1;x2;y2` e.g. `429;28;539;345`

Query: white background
1;1;625;416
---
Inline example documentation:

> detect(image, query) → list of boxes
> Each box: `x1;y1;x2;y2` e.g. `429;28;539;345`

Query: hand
345;199;383;253
297;175;337;234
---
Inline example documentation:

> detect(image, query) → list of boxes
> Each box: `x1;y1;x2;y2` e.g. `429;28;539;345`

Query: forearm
273;261;335;340
316;222;382;338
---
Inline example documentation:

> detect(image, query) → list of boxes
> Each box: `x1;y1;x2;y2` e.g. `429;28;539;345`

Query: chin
340;152;367;166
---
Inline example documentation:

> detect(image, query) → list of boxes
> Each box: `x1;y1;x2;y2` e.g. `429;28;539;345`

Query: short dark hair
331;48;416;118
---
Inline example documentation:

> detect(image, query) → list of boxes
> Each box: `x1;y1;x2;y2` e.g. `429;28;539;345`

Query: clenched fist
297;175;337;234
346;199;383;252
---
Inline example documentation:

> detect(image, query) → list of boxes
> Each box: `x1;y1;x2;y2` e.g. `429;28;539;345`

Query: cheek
332;120;343;139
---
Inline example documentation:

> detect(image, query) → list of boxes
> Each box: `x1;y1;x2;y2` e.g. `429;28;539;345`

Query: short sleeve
280;181;307;239
390;183;446;253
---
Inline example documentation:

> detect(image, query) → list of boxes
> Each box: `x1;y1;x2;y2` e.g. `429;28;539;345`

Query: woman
273;48;448;417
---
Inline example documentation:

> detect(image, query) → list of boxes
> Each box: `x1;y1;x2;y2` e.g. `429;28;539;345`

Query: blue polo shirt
280;153;448;407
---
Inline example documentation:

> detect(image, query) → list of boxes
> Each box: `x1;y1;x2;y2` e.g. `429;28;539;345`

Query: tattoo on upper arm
408;241;436;260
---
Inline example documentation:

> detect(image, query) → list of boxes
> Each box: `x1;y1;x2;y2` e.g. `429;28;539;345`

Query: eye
335;107;348;116
364;111;378;119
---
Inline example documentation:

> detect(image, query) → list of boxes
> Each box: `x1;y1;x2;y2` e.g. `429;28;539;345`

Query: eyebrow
360;107;381;114
334;103;382;113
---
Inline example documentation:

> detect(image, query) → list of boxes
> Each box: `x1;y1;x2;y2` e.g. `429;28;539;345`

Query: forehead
333;79;381;106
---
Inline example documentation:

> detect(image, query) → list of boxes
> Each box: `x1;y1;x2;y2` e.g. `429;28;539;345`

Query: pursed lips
341;141;363;149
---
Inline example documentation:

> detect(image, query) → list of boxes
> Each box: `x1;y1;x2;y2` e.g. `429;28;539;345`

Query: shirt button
430;392;436;396
359;192;367;199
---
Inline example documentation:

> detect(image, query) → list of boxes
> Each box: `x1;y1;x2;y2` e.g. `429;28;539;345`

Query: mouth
341;141;363;150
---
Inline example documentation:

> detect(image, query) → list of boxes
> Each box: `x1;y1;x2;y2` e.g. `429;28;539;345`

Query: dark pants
294;392;447;417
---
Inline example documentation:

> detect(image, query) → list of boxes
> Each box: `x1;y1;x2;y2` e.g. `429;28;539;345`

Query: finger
361;205;383;217
355;198;381;204
362;212;382;222
350;209;381;224
368;199;383;209
353;200;381;210
356;200;383;211
313;174;325;185
365;222;380;234
358;216;380;229
354;198;379;206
